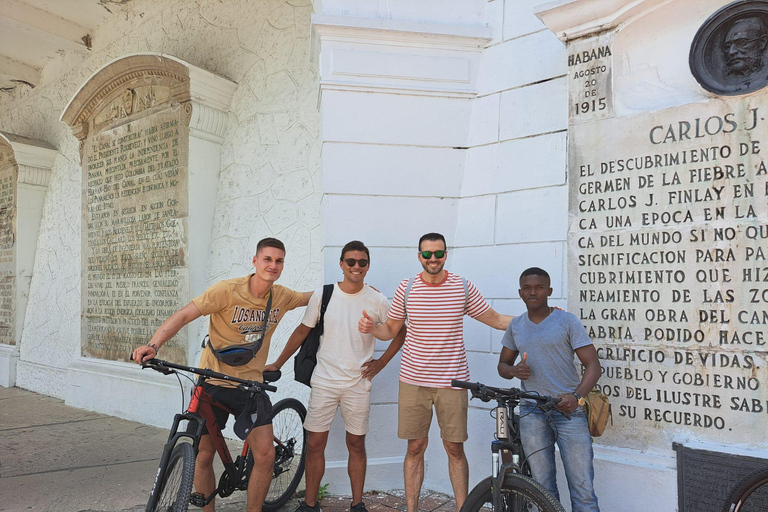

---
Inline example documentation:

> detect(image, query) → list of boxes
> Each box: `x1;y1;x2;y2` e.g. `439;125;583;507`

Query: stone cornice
311;14;492;50
188;101;230;143
535;0;667;42
18;165;52;187
0;132;57;187
311;14;490;97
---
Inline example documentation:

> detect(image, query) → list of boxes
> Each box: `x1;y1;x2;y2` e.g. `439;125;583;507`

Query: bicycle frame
146;384;248;510
489;400;527;512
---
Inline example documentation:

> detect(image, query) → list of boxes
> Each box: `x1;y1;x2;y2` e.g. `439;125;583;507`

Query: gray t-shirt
500;309;592;399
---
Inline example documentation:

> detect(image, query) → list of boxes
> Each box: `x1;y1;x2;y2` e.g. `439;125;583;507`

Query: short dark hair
340;240;370;261
520;267;550;284
256;237;285;255
418;232;446;251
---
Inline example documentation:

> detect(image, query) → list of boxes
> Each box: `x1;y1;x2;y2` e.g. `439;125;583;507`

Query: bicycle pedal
189;492;207;507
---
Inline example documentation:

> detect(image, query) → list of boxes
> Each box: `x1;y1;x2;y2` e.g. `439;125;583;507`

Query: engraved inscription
82;106;188;362
569;91;768;446
0;145;15;345
568;35;614;122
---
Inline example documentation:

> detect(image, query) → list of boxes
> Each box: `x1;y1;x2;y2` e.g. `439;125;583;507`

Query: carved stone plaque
568;33;614;122
63;55;192;363
0;142;16;345
568;89;768;448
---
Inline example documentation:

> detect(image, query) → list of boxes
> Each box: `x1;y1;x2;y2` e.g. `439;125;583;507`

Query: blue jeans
519;403;599;512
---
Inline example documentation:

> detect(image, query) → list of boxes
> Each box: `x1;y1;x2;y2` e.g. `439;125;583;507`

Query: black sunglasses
343;258;369;267
420;250;446;259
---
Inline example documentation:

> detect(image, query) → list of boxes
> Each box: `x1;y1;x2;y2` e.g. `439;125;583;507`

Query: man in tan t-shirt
133;237;311;512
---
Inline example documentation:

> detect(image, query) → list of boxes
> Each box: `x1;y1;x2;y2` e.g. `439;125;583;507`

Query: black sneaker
296;501;321;512
350;502;368;512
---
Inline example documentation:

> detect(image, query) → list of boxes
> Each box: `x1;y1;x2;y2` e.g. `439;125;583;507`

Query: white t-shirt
301;283;391;388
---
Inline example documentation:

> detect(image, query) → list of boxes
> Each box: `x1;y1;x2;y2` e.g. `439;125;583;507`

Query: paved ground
0;386;454;512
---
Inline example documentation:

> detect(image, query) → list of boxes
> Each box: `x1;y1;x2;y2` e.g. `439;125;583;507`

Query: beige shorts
398;381;468;443
304;378;372;436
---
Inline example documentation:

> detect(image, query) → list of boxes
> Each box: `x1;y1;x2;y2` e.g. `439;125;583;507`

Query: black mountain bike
138;358;307;512
452;380;565;512
722;466;768;512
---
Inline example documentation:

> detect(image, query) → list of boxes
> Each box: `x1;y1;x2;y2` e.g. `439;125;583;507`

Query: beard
726;53;763;76
422;260;445;275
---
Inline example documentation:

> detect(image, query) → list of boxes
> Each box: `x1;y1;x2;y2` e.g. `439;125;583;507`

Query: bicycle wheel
722;468;768;512
148;442;196;512
260;398;307;512
461;475;565;512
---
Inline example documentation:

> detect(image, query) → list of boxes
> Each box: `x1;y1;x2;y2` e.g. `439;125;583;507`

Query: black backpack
294;284;334;387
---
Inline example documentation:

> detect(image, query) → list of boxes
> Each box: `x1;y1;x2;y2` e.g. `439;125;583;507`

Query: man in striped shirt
359;233;512;512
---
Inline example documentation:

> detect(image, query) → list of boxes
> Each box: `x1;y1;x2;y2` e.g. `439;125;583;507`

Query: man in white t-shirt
266;241;405;512
358;233;512;512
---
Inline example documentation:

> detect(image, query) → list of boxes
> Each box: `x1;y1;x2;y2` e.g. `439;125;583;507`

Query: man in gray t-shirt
498;267;601;512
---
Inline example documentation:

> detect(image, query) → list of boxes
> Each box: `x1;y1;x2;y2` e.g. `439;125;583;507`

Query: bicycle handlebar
451;379;561;411
137;357;278;393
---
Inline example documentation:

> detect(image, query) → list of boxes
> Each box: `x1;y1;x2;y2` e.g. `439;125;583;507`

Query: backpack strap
461;276;468;311
403;277;415;319
317;284;334;336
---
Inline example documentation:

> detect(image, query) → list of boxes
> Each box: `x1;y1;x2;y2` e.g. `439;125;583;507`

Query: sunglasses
420;250;446;259
344;258;369;267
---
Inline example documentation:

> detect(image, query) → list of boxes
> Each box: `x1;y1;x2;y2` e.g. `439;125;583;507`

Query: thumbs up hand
514;352;531;380
359;310;375;334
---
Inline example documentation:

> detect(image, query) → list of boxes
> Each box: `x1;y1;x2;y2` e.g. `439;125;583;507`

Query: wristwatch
572;392;586;406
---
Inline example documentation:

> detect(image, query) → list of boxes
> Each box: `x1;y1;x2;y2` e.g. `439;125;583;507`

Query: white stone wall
312;0;573;497
0;0;321;411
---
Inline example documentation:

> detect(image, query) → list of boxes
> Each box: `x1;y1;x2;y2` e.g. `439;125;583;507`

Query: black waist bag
294;284;333;387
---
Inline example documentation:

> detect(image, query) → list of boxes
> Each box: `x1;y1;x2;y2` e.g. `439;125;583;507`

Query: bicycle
722;466;768;512
138;358;307;512
452;379;565;512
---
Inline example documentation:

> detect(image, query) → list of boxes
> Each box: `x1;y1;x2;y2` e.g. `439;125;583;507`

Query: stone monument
539;0;768;510
0;133;56;387
61;53;235;419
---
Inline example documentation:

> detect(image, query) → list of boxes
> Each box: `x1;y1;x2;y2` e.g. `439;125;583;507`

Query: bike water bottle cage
208;292;273;367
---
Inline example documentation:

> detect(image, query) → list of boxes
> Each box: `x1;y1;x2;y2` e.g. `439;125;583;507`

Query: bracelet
146;343;159;353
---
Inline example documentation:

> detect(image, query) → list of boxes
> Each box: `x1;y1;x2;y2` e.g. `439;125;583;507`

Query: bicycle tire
722;467;768;512
461;475;565;512
148;442;196;512
260;398;308;512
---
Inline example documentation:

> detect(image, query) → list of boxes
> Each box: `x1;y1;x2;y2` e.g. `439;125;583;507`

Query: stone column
60;53;235;423
0;133;57;387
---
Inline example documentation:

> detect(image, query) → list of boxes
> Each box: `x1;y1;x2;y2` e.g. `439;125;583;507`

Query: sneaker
350;502;368;512
296;501;321;512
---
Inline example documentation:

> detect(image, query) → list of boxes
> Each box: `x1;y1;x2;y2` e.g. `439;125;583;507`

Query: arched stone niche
0;133;57;387
61;54;235;369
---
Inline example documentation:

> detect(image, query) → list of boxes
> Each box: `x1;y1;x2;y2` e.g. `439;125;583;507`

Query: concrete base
64;357;189;429
0;343;19;387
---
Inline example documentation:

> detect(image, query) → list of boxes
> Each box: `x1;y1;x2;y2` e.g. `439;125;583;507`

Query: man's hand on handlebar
132;345;157;364
555;393;578;414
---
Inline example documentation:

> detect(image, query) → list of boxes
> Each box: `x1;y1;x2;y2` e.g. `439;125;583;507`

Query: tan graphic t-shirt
193;275;304;386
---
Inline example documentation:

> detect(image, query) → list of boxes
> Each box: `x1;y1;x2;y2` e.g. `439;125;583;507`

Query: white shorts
303;378;372;436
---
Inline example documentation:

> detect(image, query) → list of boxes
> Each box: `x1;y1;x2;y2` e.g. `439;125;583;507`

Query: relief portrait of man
723;17;768;77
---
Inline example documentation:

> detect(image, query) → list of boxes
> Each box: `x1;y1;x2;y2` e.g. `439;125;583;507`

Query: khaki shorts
304;378;372;436
398;381;468;443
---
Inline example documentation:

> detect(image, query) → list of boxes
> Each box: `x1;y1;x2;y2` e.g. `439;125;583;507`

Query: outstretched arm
475;308;513;331
361;325;407;379
359;313;404;341
133;302;202;363
265;323;313;372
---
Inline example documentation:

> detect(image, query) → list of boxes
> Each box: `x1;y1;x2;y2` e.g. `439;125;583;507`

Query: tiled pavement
317;490;455;512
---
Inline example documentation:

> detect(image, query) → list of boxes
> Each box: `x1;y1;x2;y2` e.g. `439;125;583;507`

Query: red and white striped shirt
389;272;490;388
